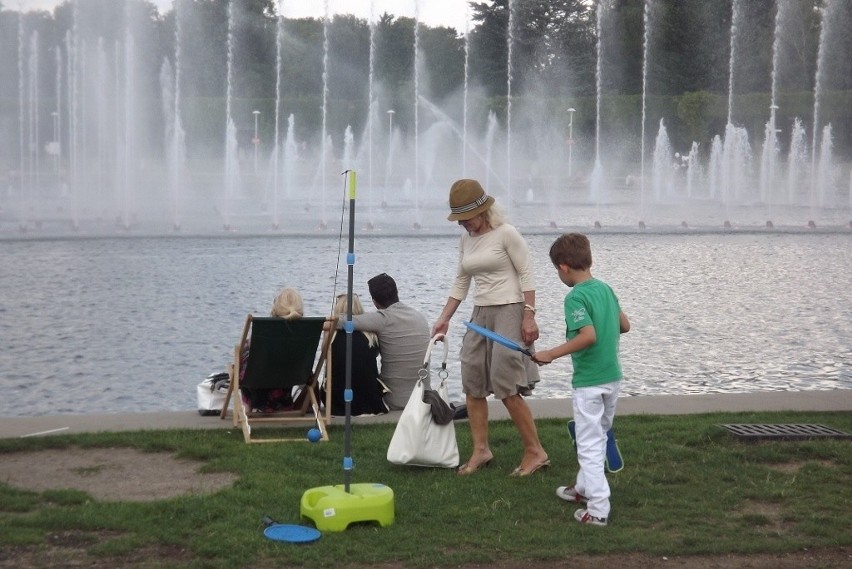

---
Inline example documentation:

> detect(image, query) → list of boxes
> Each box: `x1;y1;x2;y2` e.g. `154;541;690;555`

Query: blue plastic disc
263;524;321;543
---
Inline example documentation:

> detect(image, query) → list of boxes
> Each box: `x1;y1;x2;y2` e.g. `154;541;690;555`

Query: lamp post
567;107;576;180
768;104;779;204
51;111;59;173
252;110;260;174
386;109;395;200
769;104;779;145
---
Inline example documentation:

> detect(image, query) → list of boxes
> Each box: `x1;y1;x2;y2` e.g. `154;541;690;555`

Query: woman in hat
432;179;549;476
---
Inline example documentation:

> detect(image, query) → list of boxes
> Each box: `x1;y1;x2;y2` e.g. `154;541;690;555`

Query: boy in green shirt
533;233;630;526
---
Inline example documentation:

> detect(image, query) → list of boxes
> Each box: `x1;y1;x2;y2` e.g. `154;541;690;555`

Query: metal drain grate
719;424;852;441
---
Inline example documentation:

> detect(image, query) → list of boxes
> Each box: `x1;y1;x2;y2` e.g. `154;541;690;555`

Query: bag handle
417;334;450;383
419;334;449;388
423;333;448;368
417;334;451;425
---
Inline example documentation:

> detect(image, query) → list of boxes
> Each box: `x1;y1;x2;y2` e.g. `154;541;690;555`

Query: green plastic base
300;483;395;532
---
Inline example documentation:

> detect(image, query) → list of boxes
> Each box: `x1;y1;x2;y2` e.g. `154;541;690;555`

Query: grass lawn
1;410;850;568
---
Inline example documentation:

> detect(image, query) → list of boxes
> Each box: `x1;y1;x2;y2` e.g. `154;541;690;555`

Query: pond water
0;229;850;417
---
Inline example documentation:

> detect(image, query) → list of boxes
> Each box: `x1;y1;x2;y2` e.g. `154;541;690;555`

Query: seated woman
241;287;303;413
323;294;388;416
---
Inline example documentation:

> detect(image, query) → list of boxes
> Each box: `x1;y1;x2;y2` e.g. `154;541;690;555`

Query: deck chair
219;315;333;443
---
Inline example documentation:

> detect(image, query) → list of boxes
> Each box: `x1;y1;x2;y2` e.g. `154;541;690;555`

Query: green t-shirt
564;278;623;388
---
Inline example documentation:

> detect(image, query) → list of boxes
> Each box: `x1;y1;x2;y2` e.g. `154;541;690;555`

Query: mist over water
2;0;850;237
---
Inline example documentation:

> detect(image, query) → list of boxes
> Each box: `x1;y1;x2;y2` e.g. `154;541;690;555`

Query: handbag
387;335;459;468
196;372;230;416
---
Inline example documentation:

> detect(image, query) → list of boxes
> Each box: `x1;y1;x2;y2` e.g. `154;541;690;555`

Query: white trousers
572;381;620;518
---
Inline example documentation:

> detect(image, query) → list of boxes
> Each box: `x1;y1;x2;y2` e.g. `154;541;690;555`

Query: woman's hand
521;312;538;344
432;298;460;338
432;317;450;338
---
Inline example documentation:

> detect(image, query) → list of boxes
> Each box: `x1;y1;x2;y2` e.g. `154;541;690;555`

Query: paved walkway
1;390;849;439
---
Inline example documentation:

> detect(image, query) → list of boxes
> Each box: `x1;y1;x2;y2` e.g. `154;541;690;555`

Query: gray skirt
460;303;540;399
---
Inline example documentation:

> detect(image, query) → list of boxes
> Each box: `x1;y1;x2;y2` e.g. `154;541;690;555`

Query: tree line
1;0;850;164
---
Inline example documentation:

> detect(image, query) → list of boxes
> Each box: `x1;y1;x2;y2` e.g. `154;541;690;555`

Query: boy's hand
531;349;553;365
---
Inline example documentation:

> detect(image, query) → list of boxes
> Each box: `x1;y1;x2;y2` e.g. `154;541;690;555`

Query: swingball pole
343;169;356;492
299;170;395;532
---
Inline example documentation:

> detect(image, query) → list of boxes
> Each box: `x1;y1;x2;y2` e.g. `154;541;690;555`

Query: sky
19;0;475;34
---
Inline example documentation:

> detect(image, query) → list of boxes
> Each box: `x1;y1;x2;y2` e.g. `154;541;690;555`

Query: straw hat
447;179;495;221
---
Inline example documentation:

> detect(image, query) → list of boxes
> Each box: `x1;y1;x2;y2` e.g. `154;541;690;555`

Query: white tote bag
387;336;459;468
196;372;230;416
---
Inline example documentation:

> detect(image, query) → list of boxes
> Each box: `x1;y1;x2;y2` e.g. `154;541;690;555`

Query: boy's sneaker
574;508;607;526
555;485;587;503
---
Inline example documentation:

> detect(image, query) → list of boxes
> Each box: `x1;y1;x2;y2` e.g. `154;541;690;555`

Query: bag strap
416;334;454;424
423;333;448;368
421;334;449;386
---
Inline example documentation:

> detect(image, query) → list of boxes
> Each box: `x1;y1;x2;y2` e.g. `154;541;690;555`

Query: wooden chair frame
220;315;334;443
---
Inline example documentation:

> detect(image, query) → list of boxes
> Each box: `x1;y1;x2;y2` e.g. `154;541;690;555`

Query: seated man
338;273;431;410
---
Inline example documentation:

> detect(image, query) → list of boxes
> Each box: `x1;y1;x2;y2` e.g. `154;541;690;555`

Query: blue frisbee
263;523;322;544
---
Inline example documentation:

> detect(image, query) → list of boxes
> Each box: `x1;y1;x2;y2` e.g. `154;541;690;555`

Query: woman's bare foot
509;451;550;477
457;451;494;476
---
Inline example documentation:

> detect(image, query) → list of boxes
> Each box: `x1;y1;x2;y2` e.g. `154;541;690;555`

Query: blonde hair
271;288;303;320
483;201;506;228
333;294;378;348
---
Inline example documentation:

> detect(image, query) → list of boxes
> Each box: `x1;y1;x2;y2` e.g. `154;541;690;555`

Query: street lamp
51;111;59;173
567;107;576;180
386;109;395;199
768;104;780;202
252;110;260;174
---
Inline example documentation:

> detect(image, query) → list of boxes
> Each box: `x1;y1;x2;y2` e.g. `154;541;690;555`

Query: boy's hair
549;233;593;270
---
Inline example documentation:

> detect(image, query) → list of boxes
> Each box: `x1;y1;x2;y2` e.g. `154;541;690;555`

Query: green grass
1;411;851;568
